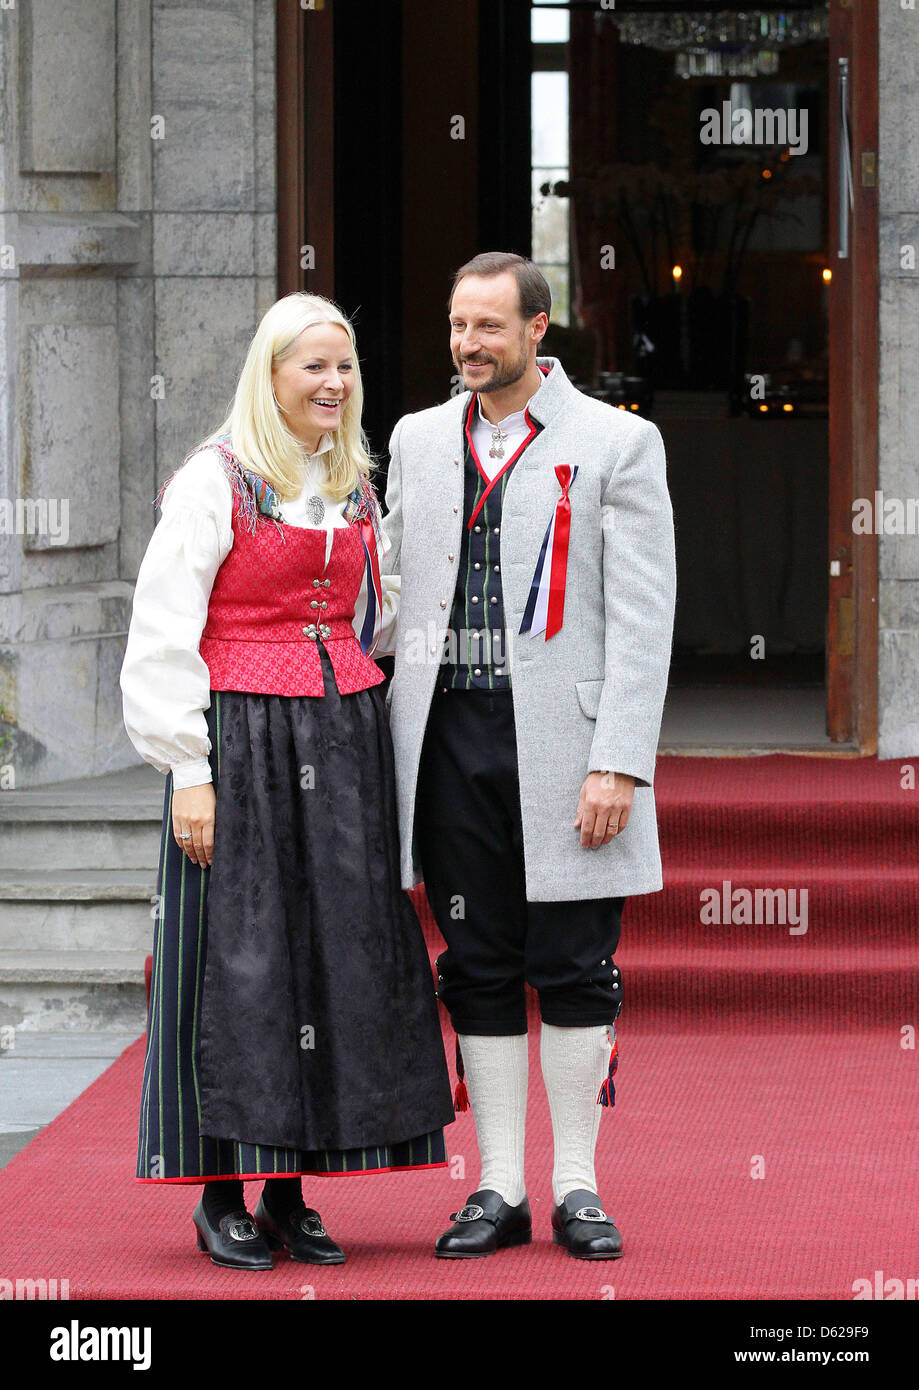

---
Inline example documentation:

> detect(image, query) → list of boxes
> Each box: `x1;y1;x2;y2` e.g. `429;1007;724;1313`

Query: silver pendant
490;428;507;461
306;494;326;525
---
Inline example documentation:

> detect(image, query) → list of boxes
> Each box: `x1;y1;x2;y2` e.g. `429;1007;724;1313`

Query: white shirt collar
475;375;546;430
301;433;339;497
306;432;334;459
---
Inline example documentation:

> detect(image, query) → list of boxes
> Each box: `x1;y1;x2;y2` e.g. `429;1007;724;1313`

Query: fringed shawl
154;435;383;545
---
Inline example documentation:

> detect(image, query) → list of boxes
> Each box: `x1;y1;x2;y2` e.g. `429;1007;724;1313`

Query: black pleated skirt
137;645;455;1182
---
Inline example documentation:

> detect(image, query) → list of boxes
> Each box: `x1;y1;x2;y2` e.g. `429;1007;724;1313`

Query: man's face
449;272;535;393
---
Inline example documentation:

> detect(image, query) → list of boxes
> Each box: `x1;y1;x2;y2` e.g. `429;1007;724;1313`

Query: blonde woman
121;293;454;1270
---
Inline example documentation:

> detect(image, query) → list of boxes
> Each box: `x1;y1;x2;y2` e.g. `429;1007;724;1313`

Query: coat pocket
575;678;605;720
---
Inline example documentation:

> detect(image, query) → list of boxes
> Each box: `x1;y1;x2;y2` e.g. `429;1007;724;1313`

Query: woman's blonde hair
196;292;372;502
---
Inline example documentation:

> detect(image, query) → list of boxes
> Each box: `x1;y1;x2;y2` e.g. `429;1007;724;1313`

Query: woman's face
272;322;355;448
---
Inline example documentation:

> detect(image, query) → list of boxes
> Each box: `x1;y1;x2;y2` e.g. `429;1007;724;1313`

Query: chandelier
610;6;830;79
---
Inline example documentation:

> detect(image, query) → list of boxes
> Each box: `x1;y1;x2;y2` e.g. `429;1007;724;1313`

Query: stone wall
0;0;276;787
878;2;919;759
1;1;916;775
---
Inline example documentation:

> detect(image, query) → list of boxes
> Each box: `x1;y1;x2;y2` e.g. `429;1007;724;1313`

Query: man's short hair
449;252;552;322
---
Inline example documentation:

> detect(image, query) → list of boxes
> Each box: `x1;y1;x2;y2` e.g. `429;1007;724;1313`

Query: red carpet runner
1;753;917;1299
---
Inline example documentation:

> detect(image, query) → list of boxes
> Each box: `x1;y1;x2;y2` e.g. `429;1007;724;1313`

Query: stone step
0;950;148;1033
0;821;162;872
0;948;148;982
0;869;157;899
0;768;164;1030
0;764;163;871
0;870;157;953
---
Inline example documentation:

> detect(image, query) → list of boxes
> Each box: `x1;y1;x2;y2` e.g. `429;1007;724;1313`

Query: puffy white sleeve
120;451;234;788
376;572;401;657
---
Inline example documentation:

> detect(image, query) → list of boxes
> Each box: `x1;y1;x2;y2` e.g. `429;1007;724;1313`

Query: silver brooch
574;1206;608;1223
453;1204;486;1223
228;1217;260;1242
299;1214;327;1238
489;427;509;460
306;494;326;526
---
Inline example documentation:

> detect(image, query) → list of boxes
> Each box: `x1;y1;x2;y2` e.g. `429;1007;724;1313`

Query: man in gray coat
382;252;676;1259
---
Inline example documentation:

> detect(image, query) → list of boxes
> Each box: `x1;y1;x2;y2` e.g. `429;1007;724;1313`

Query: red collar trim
464;393;541;531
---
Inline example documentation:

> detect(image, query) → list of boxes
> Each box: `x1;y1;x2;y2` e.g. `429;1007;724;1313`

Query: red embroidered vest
199;507;385;697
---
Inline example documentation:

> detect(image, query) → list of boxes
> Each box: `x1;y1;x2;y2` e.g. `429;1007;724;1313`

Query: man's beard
457;335;529;392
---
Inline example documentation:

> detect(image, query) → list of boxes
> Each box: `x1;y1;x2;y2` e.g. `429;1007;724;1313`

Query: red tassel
453;1036;469;1111
597;1029;619;1108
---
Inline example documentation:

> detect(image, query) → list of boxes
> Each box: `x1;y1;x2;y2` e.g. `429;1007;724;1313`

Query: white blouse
120;435;399;790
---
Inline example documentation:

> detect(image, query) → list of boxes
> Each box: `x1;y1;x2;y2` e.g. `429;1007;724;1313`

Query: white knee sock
540;1022;612;1206
457;1033;528;1207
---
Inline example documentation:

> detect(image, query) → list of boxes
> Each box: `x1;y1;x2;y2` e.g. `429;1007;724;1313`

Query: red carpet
1;753;917;1299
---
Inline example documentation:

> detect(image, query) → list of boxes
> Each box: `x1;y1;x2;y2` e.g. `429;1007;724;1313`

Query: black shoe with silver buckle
192;1201;274;1270
434;1189;532;1258
551;1188;623;1260
253;1194;345;1265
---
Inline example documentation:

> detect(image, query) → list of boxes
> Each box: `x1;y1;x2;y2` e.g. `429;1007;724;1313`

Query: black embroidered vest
441;394;542;690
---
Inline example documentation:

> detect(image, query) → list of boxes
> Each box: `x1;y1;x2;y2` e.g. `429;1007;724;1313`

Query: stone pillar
0;0;276;787
878;2;919;759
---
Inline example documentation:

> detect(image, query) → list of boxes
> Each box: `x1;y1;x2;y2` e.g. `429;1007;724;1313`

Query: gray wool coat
380;356;676;902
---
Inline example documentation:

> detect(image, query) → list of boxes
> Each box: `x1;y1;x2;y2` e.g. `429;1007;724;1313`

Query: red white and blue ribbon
355;520;383;655
519;463;578;640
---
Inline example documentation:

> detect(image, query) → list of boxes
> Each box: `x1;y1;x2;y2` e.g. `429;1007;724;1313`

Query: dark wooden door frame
827;0;879;750
275;0;880;751
277;0;335;299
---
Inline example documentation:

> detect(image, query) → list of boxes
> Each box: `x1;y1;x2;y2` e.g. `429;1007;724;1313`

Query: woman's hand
172;784;216;867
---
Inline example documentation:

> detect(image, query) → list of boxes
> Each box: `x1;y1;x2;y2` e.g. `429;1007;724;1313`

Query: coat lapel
419;393;468;518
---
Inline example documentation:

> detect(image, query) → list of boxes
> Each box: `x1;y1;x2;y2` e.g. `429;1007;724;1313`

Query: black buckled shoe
253;1195;345;1266
435;1189;532;1258
192;1201;273;1270
551;1189;623;1260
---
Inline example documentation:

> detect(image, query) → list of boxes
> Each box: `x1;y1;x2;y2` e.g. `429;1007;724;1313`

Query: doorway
276;0;878;752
